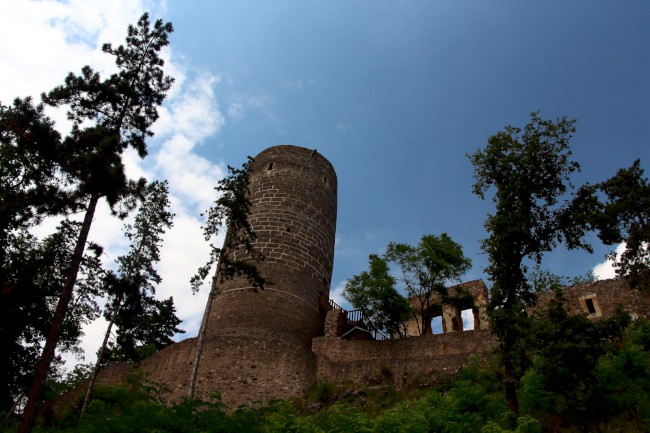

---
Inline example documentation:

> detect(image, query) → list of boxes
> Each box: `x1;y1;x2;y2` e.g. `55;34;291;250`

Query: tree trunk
188;281;217;399
79;296;121;419
504;362;519;414
3;392;23;423
19;193;99;433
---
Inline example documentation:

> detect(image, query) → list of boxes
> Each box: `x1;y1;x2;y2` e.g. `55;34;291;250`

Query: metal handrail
346;309;364;322
326;298;390;340
329;298;344;311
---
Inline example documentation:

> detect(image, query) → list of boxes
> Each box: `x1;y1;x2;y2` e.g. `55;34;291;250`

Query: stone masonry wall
406;280;490;335
535;278;650;320
313;278;650;390
313;330;497;388
194;145;337;405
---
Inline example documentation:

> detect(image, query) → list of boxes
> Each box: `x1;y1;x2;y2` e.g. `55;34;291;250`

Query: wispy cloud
227;91;275;121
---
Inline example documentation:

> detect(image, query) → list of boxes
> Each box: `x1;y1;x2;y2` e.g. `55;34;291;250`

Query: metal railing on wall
327;299;389;341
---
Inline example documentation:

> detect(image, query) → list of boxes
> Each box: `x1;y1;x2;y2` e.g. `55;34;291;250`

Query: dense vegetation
1;315;648;433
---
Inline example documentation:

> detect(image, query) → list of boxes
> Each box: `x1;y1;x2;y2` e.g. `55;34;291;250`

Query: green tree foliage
595;159;650;291
107;297;183;362
467;111;594;412
0;98;64;239
18;14;174;433
105;180;180;362
191;162;265;292
0;98;66;411
593;320;650;431
384;233;471;335
519;290;630;430
0;222;103;413
343;254;412;338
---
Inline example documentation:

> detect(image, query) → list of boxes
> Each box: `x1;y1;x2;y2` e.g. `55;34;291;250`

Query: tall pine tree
19;14;174;433
0;222;104;413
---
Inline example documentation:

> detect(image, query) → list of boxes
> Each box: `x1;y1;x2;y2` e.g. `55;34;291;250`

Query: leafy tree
384;233;471;335
0;222;103;414
19;14;174;433
520;290;630;429
343;254;412;338
107;296;183;362
190;162;265;293
81;180;178;416
189;162;266;398
593;320;650;430
595;159;650;291
467;111;595;412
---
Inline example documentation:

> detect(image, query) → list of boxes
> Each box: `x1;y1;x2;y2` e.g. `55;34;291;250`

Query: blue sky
2;0;649;361
165;1;650;293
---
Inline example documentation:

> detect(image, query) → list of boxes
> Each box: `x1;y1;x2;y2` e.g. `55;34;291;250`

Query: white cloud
0;0;162;104
227;91;274;121
155;210;224;335
592;243;626;280
62;316;110;367
154;73;224;142
3;0;228;369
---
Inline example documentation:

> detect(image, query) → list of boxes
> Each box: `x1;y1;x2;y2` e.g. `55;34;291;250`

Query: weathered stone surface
194;145;336;406
313;330;497;388
535;278;650;320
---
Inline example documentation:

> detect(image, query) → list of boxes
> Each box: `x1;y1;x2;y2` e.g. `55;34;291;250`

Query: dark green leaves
343;233;470;337
468;111;593;412
595;159;650;291
0;98;63;235
192;162;265;293
44;13;174;157
343;255;412;338
103;180;179;362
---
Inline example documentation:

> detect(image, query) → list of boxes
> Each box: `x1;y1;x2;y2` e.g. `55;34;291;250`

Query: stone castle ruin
78;145;650;408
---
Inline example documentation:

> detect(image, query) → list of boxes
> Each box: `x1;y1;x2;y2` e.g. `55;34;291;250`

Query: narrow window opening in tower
267;162;274;171
323;176;328;185
286;227;292;232
585;298;596;314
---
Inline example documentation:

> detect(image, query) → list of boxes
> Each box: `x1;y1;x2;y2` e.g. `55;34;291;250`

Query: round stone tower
195;145;337;405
